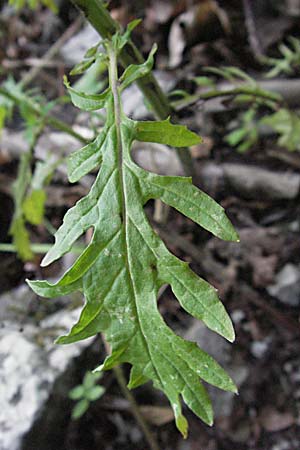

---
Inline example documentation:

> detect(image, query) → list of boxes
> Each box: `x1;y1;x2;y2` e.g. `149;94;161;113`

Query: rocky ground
0;1;300;449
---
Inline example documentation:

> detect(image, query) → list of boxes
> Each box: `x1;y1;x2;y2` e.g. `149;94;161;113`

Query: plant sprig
27;29;239;437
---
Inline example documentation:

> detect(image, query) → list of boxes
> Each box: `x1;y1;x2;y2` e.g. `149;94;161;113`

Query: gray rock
185;320;232;366
250;337;272;359
185;320;249;418
267;263;300;306
0;284;36;325
231;309;246;324
223;164;300;200
0;286;92;450
60;24;99;65
132;142;183;176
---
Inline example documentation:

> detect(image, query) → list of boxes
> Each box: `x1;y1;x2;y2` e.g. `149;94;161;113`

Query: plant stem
70;0;171;119
21;17;83;88
103;338;160;450
172;86;282;111
242;0;264;61
0;243;84;254
0;87;88;144
112;365;161;450
70;0;194;175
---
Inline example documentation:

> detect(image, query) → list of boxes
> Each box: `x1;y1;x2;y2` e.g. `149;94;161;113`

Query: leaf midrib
108;42;164;389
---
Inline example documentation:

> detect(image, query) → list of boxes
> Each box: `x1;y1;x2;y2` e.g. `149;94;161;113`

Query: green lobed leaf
28;42;238;436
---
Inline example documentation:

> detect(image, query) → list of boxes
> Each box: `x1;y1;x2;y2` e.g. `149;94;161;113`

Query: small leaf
226;128;248;146
10;217;33;261
193;76;216;88
84;43;102;59
262;108;300;151
83;371;101;388
64;76;110;111
71;399;89;419
23;189;46;225
225;66;256;84
86;386;105;401
126;19;142;33
120;44;157;90
69;385;84;400
115;19;142;50
70;58;96;76
0;106;7;131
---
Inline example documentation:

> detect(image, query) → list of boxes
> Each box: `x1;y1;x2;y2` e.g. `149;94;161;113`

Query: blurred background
0;0;300;449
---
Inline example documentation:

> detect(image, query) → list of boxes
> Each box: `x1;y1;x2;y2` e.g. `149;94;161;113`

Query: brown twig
21;16;84;88
242;0;264;61
102;339;161;450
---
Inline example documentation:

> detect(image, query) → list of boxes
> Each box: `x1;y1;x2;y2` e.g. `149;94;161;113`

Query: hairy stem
70;0;171;119
70;0;194;175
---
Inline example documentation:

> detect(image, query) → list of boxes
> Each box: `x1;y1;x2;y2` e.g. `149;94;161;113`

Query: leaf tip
227;325;236;343
40;249;55;267
149;42;158;57
207;418;214;427
92;364;104;373
26;278;42;296
63;74;69;88
55;335;68;345
25;278;33;289
175;413;189;438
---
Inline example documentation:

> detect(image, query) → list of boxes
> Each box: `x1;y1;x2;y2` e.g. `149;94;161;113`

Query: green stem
70;0;171;120
0;87;88;144
70;0;194;175
0;243;84;254
172;86;282;111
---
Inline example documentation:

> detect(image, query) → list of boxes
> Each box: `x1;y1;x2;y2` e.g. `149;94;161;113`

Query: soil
0;1;300;449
